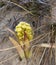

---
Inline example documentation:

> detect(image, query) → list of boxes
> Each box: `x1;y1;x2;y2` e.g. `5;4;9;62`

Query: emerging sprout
15;22;33;59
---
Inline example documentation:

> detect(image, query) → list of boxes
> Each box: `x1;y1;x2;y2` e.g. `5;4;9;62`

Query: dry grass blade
38;48;47;65
6;28;16;35
0;45;21;52
34;25;46;32
0;43;56;52
6;27;20;42
0;54;18;64
31;43;56;50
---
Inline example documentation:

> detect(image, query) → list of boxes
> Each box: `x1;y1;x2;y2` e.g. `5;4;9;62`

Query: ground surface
0;0;56;65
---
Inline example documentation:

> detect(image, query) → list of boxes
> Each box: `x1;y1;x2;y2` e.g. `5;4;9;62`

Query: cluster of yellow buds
15;22;33;59
15;22;33;41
